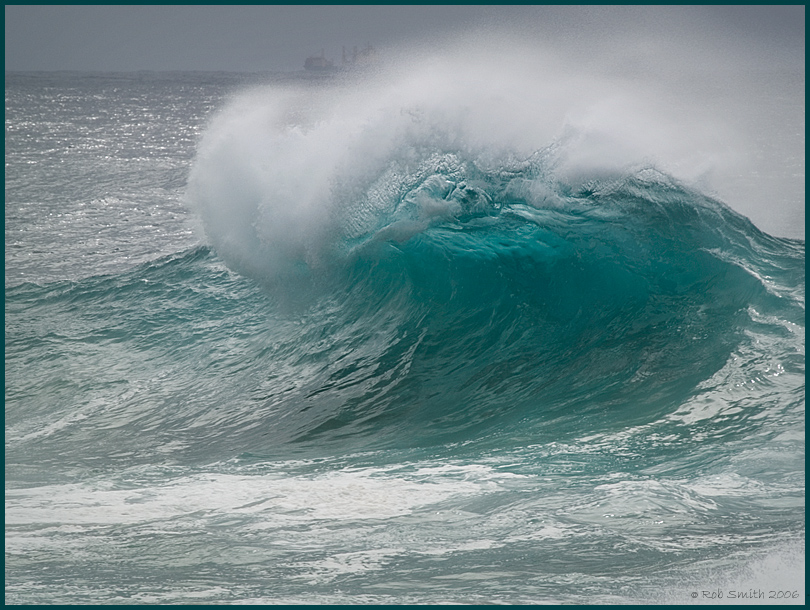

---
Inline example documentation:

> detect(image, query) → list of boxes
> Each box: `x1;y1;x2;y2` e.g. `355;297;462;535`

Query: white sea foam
4;463;503;528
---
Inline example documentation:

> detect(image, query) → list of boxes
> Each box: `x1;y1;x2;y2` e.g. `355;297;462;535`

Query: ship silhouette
304;44;376;72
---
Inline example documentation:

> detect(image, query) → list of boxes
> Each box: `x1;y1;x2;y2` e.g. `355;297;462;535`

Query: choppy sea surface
5;69;805;604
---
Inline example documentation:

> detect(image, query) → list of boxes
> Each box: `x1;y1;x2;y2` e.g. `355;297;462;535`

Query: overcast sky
4;5;805;73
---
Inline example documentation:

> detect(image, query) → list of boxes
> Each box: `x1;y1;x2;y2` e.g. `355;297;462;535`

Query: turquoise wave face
252;167;803;454
7;164;804;468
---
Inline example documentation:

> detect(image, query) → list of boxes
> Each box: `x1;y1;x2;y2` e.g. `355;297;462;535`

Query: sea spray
187;37;755;289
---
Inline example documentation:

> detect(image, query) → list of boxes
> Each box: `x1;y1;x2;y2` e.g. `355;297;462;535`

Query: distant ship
304;50;335;72
304;44;377;72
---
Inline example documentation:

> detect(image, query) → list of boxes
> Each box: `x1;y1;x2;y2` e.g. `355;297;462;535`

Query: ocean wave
8;65;804;463
184;134;805;454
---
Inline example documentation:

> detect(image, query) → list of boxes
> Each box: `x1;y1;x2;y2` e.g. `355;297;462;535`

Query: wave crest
186;40;761;288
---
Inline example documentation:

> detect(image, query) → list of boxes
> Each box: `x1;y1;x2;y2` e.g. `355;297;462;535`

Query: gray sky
4;5;805;73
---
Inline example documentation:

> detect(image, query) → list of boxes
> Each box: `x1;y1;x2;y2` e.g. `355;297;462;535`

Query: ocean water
5;63;805;604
